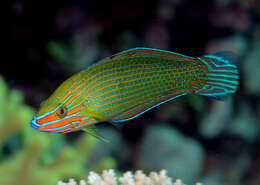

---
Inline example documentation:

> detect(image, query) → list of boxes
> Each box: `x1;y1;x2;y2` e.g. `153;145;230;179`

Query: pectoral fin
82;126;109;143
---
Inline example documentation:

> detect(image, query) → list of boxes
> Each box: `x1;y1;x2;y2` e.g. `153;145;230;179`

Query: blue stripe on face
82;117;92;120
71;121;81;124
37;123;72;132
38;113;81;127
31;115;41;127
31;119;39;129
70;79;84;92
31;119;72;132
31;112;93;132
62;129;79;133
54;128;72;133
74;120;97;128
37;82;87;120
37;94;78;120
37;105;61;120
67;102;84;111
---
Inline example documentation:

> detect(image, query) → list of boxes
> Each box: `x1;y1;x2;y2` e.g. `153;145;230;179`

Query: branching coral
0;75;116;185
57;169;202;185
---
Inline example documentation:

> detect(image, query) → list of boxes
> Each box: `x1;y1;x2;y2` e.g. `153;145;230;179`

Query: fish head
30;74;98;133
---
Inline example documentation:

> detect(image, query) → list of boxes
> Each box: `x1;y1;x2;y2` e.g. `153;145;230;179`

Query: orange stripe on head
69;118;98;131
67;105;82;116
38;116;82;130
58;81;86;105
63;88;87;107
39;124;73;133
36;111;57;124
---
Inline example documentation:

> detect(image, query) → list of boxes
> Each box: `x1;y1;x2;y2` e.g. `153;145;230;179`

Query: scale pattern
31;48;239;133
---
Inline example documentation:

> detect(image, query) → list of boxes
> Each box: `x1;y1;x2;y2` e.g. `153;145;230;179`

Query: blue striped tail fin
196;52;239;100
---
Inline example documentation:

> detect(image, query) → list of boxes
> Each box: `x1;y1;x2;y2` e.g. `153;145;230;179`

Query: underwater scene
6;0;260;184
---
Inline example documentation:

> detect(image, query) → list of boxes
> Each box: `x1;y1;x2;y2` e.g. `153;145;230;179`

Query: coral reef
57;169;202;185
0;75;116;185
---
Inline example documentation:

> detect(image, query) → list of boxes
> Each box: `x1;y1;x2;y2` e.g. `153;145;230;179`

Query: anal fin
111;92;186;122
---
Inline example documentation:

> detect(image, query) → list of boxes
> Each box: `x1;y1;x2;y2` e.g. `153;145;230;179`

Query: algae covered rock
136;125;204;184
243;27;260;95
0;75;34;147
199;97;234;138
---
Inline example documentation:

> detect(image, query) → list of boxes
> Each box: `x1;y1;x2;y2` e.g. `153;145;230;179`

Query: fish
31;47;239;141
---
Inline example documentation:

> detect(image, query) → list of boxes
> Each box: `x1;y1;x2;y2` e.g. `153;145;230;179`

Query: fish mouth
30;115;73;133
30;116;41;130
30;115;50;132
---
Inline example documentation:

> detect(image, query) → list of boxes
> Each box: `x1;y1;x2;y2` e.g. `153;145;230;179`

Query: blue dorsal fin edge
203;51;236;65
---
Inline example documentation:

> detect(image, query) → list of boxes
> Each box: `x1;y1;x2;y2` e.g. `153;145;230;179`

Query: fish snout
30;115;77;133
30;116;41;130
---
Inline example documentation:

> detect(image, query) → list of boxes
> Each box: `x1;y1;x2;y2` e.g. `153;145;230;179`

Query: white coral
119;171;135;185
102;169;117;185
150;169;172;185
58;169;202;185
88;172;104;185
134;170;151;185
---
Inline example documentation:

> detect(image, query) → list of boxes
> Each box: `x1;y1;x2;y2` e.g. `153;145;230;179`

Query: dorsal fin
96;47;195;65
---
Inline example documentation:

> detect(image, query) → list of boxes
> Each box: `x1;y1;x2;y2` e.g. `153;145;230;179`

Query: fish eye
56;107;67;118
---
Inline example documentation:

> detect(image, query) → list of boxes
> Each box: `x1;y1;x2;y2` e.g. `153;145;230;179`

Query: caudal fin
196;52;239;100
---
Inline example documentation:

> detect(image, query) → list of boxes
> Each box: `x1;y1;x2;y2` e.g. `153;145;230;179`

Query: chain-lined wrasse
31;48;239;141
